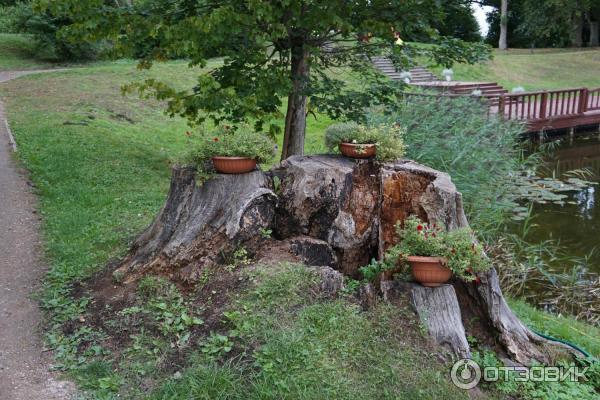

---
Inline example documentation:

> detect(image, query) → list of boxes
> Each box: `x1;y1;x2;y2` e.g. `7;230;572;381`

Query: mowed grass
435;48;600;91
0;58;469;396
1;63;195;300
1;39;599;397
0;33;59;70
150;263;470;400
508;298;600;358
0;59;330;323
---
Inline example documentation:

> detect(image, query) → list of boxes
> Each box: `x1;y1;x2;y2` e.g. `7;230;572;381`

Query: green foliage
0;3;20;33
428;37;491;68
150;263;468;400
38;0;490;155
434;1;482;42
131;276;204;346
15;1;102;61
471;349;599;400
372;96;527;239
200;332;234;359
259;228;272;239
187;124;275;170
484;0;600;48
360;216;491;282
324;122;406;161
74;360;123;395
226;246;252;271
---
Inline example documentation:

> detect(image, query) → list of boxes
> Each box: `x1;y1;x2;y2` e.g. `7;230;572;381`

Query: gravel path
0;70;76;399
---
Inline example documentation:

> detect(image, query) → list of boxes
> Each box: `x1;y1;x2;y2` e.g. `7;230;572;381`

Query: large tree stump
114;155;576;365
114;167;276;283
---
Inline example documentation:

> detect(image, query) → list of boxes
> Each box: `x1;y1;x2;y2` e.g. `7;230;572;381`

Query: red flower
213;137;219;142
417;225;424;231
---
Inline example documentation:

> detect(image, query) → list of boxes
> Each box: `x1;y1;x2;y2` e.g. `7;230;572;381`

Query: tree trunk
499;0;508;50
589;21;599;47
281;43;310;161
115;155;577;365
571;14;584;47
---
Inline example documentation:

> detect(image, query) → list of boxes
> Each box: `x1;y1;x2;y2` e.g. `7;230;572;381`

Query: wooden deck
370;58;600;134
411;80;600;133
494;87;600;132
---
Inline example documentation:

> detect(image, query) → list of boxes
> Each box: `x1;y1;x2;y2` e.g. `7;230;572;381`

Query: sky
472;3;493;37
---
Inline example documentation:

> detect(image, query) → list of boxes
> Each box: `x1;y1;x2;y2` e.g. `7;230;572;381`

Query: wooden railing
499;87;600;121
588;88;600;111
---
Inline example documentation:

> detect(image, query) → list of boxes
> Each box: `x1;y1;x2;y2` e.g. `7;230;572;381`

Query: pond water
522;132;600;275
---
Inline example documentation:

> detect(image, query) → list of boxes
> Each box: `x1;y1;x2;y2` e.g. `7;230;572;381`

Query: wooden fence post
498;95;506;120
579;88;589;114
539;92;548;119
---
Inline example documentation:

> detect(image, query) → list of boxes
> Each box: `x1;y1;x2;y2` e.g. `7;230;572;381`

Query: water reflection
525;133;600;274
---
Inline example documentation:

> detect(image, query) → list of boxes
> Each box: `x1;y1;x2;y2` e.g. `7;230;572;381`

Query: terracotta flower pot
339;142;377;159
408;256;452;287
212;157;257;174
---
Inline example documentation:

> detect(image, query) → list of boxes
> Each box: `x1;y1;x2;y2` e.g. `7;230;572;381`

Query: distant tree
436;0;482;42
484;0;533;48
38;0;490;159
485;0;599;48
585;2;600;46
498;0;508;49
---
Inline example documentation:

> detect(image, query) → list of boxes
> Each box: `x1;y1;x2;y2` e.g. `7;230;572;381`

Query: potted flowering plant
189;124;275;174
393;216;490;287
324;122;406;161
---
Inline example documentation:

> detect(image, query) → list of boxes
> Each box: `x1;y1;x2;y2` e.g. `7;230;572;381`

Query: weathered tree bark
411;284;471;359
114;167;276;283
116;155;576;365
282;43;310;160
499;0;508;50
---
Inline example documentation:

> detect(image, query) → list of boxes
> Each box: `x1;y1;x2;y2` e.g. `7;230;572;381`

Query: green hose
531;328;598;362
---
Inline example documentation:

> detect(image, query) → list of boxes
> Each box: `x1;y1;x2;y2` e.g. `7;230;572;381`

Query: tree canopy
38;0;490;159
483;0;600;48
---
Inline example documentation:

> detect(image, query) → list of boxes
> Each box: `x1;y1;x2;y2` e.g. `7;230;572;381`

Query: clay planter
339;142;377;159
212;157;257;174
408;256;452;287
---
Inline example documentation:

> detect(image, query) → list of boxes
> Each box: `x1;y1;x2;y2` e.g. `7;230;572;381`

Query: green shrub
0;4;20;33
14;2;103;61
325;121;406;161
188;123;276;170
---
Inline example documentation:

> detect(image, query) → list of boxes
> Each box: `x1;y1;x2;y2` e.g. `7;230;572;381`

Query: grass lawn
508;298;600;358
1;36;599;398
435;48;600;91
